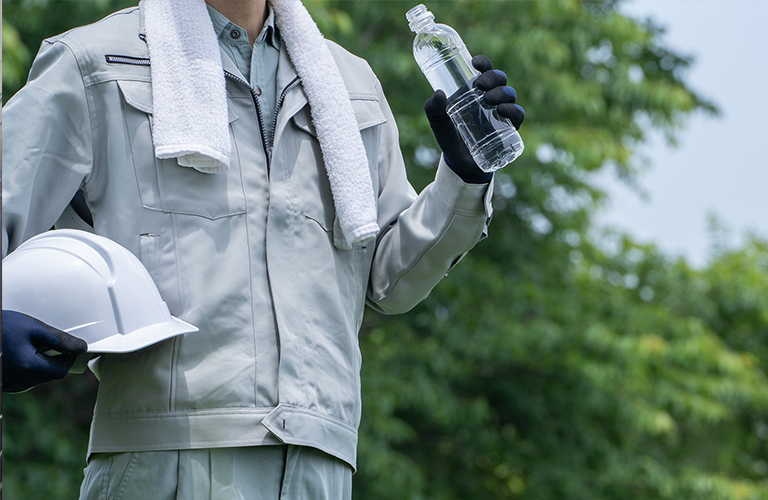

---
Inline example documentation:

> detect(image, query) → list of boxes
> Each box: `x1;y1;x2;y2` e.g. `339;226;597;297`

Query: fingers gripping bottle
407;4;524;172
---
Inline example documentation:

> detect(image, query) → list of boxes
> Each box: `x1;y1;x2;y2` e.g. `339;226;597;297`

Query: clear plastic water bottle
407;4;524;172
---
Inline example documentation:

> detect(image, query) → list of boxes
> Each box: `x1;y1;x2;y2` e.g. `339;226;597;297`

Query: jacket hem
262;404;359;472
88;404;360;471
88;408;280;455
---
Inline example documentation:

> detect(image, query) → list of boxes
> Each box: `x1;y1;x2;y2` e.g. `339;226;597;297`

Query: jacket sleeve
367;80;494;315
2;39;94;257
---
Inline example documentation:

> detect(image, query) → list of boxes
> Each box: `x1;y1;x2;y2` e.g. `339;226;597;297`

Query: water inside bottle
470;127;524;172
414;40;477;97
448;89;524;172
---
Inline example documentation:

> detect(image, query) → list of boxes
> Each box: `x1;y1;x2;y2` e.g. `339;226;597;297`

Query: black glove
2;310;88;393
424;55;525;183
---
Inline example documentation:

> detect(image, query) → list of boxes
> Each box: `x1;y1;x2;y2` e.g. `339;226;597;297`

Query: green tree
4;1;767;499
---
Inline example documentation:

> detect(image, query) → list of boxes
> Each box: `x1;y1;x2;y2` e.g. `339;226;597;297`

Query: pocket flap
292;95;386;137
118;80;153;114
117;80;239;122
350;95;387;130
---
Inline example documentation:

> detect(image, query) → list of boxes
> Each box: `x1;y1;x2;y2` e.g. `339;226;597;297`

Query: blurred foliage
2;0;138;102
3;1;767;499
2;373;99;498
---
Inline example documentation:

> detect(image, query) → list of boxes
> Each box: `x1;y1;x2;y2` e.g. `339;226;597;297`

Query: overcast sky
592;0;768;267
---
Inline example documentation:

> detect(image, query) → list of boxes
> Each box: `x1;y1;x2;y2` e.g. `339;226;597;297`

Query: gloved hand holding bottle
408;4;525;182
425;55;524;183
2;310;88;393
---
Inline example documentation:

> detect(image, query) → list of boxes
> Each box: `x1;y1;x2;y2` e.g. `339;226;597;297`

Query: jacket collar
138;0;147;40
272;35;307;142
137;0;308;136
139;0;246;84
207;4;280;50
138;0;301;98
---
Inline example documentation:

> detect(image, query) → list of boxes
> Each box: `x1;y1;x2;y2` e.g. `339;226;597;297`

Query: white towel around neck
143;0;379;247
143;0;230;173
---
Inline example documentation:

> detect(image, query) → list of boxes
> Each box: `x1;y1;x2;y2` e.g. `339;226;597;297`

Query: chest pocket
292;93;387;237
118;80;246;219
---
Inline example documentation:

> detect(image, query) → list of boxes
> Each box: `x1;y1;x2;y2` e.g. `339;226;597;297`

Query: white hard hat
2;229;198;353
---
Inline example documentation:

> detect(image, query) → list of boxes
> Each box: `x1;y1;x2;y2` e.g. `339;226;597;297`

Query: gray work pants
79;445;353;500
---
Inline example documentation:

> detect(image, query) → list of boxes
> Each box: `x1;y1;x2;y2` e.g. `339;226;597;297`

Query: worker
1;0;524;498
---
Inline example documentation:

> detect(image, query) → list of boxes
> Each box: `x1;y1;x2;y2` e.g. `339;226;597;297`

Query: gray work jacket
2;4;493;470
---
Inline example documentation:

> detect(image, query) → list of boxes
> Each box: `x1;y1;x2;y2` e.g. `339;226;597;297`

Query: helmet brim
83;317;199;353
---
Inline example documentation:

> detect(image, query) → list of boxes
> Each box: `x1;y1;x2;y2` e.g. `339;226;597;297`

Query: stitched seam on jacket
375;213;456;302
272;404;358;431
169;212;184;412
236;125;260;407
52;40;97;189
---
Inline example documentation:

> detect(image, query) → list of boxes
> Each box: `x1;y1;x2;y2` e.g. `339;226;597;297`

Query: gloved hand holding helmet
2;310;88;393
2;230;198;392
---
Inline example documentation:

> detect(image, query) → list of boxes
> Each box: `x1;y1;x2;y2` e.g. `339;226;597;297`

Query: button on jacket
2;4;494;470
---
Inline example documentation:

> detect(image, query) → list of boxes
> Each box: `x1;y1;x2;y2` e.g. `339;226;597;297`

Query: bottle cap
406;4;435;32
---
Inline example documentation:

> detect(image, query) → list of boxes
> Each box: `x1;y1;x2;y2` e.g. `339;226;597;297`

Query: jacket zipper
224;70;271;169
105;54;150;66
270;76;302;152
225;72;302;166
105;56;302;169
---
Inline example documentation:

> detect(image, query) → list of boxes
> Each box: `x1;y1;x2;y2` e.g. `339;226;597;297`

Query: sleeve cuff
434;155;494;218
